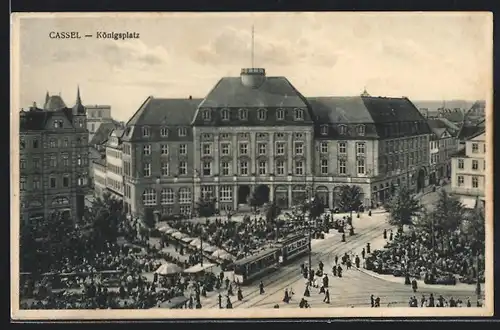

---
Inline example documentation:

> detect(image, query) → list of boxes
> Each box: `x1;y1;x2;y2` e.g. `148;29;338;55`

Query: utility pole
251;25;255;68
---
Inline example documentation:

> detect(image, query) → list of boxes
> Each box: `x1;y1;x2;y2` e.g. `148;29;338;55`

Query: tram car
230;233;309;285
275;233;309;264
231;247;281;285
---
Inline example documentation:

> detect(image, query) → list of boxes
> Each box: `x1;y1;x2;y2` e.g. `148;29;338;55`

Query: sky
14;12;492;122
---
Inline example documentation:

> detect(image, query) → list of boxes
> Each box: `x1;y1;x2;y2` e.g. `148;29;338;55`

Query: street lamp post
154;177;161;225
200;227;204;267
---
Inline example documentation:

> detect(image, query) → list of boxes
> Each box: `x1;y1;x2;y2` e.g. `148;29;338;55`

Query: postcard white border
10;11;494;320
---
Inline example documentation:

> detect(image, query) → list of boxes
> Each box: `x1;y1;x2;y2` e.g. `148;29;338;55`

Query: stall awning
183;263;215;274
460;197;478;209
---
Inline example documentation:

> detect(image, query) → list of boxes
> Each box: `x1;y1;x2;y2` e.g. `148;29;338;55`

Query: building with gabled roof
426;118;460;185
19;89;90;223
117;68;434;219
450;128;486;208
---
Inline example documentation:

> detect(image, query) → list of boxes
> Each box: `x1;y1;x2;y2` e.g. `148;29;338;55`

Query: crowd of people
365;228;485;285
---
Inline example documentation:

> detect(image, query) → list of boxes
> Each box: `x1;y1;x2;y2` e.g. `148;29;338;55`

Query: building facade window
143;145;151;155
143;189;156;206
320;142;328;153
320;125;328;135
338;142;346;154
458;159;464;169
161;144;168;155
178;128;187;137
338;125;347;135
221;162;230;176
239;161;248;175
20;177;26;191
356;142;365;154
179;161;187;175
50;155;57;167
221;109;230;121
258;161;267;175
357;158;365;175
20;159;26;169
276;108;285;120
143;163;151;177
50;177;57;188
160;127;169;137
276;160;285;175
295;160;304;175
276;142;285;155
457;175;464;186
339;159;346;174
258;143;267;155
239;143;248;155
221;143;230;155
33;139;39;148
357;125;365;136
33;177;41;190
161;162;169;176
472;143;479;153
202;109;211;121
203;161;212;176
202;143;212;156
179;188;192;204
161;189;175;205
257;108;267;121
142;127;150;137
294;108;304;120
179;144;187;155
220;186;232;202
239;109;248;121
63;175;70;187
294;142;304;155
49;139;57;148
321;159;328;175
472;176;479;188
472;160;479;171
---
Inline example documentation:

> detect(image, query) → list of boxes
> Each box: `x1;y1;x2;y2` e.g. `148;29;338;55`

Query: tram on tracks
230;233;309;285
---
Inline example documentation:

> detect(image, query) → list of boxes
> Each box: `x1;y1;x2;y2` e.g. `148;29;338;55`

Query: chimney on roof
32;102;37;108
189;95;192;100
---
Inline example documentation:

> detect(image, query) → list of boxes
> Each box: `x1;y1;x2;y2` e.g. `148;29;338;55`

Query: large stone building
19;89;90;223
104;128;125;200
450;128;486;208
111;67;432;218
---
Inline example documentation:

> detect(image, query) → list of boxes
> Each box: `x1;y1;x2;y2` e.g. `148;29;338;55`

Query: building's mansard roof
44;95;67;111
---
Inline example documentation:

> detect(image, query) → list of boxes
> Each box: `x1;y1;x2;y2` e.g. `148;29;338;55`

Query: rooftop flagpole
251;25;254;68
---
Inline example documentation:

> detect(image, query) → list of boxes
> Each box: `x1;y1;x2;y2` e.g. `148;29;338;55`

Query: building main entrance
237;185;251;204
253;184;270;204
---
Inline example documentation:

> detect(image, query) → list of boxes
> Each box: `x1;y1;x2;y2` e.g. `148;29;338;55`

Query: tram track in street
205;221;390;309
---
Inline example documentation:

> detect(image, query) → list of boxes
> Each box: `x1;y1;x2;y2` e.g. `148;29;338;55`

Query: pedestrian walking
361;248;366;259
374;296;380;307
283;288;290;303
332;266;337;277
420;295;426;307
237;287;243;301
389;230;393;241
341;233;346;242
304;284;310;297
334;255;339;265
323;289;330;304
411;278;418;293
383;229;387;239
337;265;343;278
428;293;435;307
370;294;374;307
259;281;265;295
355;255;360;268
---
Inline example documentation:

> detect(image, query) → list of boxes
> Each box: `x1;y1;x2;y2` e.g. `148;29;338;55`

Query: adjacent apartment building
450;128;486;208
86;104;112;142
427;118;460;185
114;67;432;218
19;89;90;223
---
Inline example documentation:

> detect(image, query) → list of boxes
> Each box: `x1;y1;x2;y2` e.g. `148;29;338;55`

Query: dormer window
221;108;230;121
178;127;187;137
53;120;63;128
276;108;285;120
357;125;365;136
257;108;267;121
202;109;211;121
142;126;150;137
294;108;304;120
320;125;328;135
160;127;169;137
239;108;248;121
338;125;347;135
